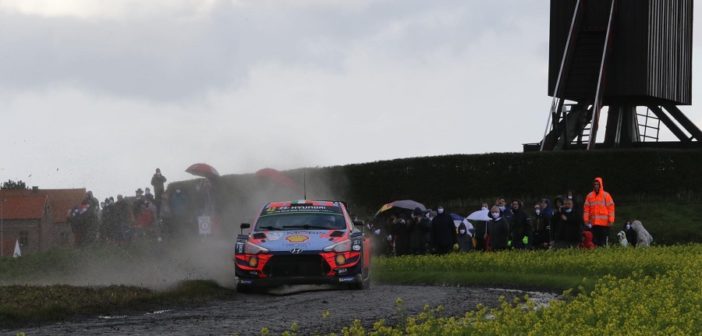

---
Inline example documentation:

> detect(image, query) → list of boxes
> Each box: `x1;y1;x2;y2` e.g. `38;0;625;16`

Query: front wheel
351;257;371;290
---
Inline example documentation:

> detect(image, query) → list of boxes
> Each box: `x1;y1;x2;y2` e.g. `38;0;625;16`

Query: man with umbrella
375;200;426;256
467;202;490;251
431;205;457;254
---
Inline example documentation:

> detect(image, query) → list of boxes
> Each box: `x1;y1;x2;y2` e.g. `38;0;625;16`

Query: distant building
0;188;86;255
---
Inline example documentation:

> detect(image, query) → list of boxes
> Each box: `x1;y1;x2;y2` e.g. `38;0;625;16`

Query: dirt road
9;285;557;335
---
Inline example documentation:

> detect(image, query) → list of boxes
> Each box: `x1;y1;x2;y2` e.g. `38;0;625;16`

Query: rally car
233;200;371;292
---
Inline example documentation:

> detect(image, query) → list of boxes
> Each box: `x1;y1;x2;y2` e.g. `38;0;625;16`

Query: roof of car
266;200;341;208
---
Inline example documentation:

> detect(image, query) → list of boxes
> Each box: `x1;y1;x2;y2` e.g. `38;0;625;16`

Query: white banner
198;216;212;235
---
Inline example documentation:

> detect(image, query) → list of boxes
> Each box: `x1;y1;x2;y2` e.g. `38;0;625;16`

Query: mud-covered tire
351;265;371;290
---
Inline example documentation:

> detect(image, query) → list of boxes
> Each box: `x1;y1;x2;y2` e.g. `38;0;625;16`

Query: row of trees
1;180;27;190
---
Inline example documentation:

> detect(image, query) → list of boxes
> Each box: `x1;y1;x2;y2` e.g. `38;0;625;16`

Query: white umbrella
466;209;491;222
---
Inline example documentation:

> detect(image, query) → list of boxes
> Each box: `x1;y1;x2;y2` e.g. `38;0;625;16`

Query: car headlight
324;239;352;252
244;241;269;254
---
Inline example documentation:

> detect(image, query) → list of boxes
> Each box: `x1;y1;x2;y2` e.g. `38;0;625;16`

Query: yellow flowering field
338;245;702;335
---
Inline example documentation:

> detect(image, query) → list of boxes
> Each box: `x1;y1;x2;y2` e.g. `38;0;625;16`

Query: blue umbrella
450;213;465;228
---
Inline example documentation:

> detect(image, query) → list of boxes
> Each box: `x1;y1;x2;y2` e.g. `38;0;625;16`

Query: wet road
8;285;558;335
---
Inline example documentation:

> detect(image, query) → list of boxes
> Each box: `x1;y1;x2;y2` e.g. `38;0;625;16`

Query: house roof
0;194;48;220
0;188;85;224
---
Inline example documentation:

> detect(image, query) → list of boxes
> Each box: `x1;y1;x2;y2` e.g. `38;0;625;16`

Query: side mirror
240;223;251;235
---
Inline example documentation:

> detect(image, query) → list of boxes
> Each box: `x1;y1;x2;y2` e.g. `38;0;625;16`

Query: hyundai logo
290;248;304;254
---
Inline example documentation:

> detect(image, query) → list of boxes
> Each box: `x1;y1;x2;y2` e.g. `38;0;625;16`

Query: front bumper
234;252;363;287
236;273;363;287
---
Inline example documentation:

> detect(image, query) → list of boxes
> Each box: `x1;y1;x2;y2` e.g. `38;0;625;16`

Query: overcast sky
1;0;702;199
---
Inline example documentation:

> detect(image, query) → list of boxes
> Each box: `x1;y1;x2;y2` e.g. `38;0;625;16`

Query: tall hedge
303;149;702;213
170;149;702;242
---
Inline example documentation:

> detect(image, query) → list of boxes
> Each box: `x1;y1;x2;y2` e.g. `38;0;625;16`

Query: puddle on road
98;309;173;320
98;315;127;320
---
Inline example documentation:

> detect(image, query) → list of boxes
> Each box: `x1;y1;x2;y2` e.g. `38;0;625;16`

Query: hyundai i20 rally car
234;200;371;292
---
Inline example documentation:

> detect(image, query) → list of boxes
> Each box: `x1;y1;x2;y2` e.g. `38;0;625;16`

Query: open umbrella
186;163;220;179
375;200;426;216
450;213;465;228
466;209;491;222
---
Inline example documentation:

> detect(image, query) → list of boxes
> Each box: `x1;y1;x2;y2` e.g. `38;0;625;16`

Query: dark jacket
409;216;431;253
530;213;550;248
488;216;510;250
431;212;457;248
625;225;637;247
151;173;167;195
393;217;411;256
509;208;530;244
554;208;583;244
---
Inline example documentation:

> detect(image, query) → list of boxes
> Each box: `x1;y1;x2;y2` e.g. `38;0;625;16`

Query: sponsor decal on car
286;235;309;243
266;232;284;241
338;276;356;283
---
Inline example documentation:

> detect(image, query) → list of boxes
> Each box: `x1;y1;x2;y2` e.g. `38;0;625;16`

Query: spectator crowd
367;177;653;256
67;168;195;246
64;173;653;254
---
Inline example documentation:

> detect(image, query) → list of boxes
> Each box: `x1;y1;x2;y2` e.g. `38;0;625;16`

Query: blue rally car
234;200;371;292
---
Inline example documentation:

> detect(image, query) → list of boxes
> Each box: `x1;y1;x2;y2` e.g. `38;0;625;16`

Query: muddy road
9;285;558;335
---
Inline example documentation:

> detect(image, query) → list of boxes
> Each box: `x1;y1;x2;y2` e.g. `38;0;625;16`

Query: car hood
250;230;348;252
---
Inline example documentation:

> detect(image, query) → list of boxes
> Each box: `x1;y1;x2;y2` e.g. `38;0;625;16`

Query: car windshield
255;212;347;231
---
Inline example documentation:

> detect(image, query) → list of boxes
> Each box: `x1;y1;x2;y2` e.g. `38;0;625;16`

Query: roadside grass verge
0;280;233;328
338;245;702;335
373;245;695;291
0;241;236;328
375;270;590;293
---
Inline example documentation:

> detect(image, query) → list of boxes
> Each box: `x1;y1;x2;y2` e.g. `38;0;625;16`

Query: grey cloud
0;0;547;102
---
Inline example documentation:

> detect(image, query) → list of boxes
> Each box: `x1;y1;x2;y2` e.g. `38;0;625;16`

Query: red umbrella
186;163;220;179
255;168;302;193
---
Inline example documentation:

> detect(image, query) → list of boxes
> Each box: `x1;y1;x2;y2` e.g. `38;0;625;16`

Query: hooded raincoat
583;177;615;227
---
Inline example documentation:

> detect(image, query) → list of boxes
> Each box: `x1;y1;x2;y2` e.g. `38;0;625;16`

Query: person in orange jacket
583;177;615;247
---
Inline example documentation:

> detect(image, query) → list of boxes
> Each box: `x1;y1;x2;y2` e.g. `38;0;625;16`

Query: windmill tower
529;0;702;151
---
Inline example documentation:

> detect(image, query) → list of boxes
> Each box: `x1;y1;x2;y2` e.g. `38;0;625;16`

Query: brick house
0;188;86;256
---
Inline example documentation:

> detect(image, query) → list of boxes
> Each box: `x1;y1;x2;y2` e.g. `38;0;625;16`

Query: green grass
373;245;699;291
374;270;591;293
342;245;702;335
0;244;146;283
0;280;233;328
615;199;702;244
0;242;236;328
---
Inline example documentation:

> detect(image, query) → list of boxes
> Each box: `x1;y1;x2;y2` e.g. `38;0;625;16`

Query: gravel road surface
9;285;558;335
